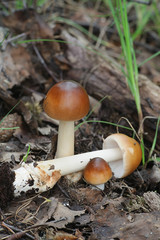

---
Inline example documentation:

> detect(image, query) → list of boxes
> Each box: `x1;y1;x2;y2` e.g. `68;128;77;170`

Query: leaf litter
0;3;160;240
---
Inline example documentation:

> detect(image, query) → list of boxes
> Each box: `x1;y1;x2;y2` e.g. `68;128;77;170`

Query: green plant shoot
107;0;143;129
22;145;31;163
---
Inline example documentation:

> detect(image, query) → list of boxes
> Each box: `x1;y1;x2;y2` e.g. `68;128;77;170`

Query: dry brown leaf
30;197;85;228
45;228;84;240
90;197;160;239
52;201;85;229
68;187;103;205
33;197;85;229
14;126;51;153
48;231;79;240
1;46;36;90
35;197;58;225
0;151;25;163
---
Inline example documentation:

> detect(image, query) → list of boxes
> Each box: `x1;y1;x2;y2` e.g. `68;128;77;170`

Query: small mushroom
43;80;90;158
83;157;112;189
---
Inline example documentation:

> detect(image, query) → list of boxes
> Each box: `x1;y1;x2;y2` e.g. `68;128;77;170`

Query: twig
5;33;27;44
32;44;58;82
1;222;34;240
57;182;70;199
6;231;29;240
95;24;108;49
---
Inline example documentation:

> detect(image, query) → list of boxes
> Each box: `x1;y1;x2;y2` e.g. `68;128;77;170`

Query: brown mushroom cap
83;157;112;185
43;81;89;121
103;133;142;178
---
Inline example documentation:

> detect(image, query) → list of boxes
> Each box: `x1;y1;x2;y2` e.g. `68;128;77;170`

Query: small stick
32;44;58;82
1;222;34;240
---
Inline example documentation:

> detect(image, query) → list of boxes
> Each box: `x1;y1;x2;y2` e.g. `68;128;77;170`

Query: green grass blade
132;5;152;41
0;100;21;125
138;51;160;67
85;95;109;121
22;144;31;163
141;138;145;165
75;120;132;131
148;116;160;161
52;16;108;46
107;0;142;119
0;127;19;130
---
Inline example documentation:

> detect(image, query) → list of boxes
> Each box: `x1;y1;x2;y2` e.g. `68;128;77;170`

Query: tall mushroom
43;80;90;158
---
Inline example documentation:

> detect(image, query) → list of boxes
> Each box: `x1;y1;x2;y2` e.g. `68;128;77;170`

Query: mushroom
103;133;142;178
83;157;112;189
43;80;90;158
10;133;141;197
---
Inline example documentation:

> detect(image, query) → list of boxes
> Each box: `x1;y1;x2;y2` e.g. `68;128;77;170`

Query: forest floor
0;1;160;240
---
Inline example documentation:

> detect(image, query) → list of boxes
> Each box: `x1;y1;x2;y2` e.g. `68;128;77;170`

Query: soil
0;2;160;240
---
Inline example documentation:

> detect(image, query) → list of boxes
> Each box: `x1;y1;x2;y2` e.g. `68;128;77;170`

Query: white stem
56;121;74;158
13;148;122;196
46;148;122;175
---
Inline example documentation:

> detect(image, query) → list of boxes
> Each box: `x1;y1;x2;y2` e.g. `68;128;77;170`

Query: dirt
0;163;15;209
0;2;160;240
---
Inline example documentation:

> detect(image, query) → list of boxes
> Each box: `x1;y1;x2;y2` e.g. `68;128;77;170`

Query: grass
51;16;109;47
22;144;31;163
153;0;160;36
131;2;153;41
143;116;160;163
106;0;160;164
105;0;147;163
75;119;133;132
0;32;9;47
105;0;160;163
106;0;142;126
0;101;20;131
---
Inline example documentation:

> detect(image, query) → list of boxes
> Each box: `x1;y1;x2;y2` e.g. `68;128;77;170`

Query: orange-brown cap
103;133;142;178
43;81;90;121
83;157;112;185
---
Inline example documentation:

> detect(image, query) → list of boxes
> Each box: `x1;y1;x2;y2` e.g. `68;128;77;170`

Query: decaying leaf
46;230;83;240
68;187;103;205
0;151;25;163
51;199;85;229
34;197;85;229
14;126;52;153
35;197;58;225
1;46;36;90
90;197;160;239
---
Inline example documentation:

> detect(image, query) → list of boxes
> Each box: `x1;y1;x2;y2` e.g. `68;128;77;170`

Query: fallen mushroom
83;157;112;190
43;80;90;158
9;133;141;198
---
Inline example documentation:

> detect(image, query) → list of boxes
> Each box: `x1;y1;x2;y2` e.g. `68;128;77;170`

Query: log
62;30;160;144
